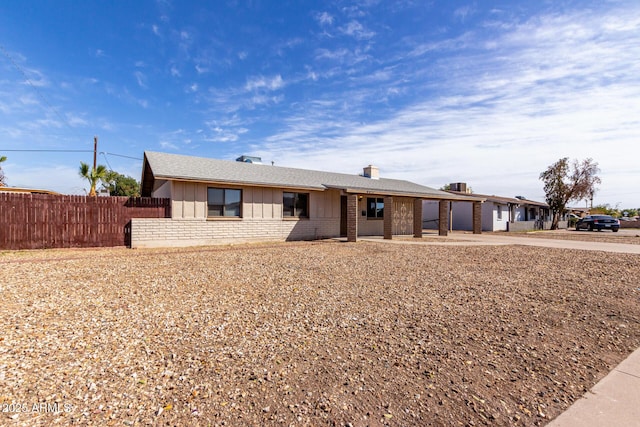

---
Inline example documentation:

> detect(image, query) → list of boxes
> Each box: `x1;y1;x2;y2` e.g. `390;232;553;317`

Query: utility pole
93;136;98;171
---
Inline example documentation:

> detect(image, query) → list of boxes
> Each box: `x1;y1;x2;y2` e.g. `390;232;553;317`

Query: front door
340;195;347;237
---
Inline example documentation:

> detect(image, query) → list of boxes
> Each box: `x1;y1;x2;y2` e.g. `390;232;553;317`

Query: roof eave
331;186;485;201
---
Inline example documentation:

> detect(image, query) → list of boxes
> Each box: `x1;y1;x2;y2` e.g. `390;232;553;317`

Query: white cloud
66;113;89;127
134;71;147;88
159;140;179;150
252;5;640;206
316;12;334;26
244;75;284;91
21;68;48;88
204;125;249;143
454;6;475;22
339;20;375;40
314;47;370;66
307;69;318;81
195;64;209;74
315;48;349;61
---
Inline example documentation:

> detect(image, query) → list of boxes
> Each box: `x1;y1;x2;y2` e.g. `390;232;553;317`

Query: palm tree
79;161;107;196
0;155;6;186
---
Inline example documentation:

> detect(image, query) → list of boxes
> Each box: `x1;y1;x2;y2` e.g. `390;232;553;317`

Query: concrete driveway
444;231;640;254
363;229;640;255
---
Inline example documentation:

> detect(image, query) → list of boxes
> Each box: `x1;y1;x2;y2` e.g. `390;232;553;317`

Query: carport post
473;201;482;234
347;193;358;242
438;200;449;236
413;199;423;238
383;196;393;239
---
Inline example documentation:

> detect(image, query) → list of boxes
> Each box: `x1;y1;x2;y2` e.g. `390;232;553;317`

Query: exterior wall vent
363;165;380;179
236;155;262;164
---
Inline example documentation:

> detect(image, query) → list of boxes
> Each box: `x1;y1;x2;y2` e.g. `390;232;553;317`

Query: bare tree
540;157;601;229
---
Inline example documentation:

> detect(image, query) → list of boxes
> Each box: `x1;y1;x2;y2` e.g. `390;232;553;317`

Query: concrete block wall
507;220;538;232
131;217;340;248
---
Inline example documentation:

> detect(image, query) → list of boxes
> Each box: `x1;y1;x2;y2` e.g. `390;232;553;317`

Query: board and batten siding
131;181;342;247
169;181;341;220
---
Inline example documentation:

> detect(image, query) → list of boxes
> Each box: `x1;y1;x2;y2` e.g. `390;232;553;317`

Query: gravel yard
1;241;640;426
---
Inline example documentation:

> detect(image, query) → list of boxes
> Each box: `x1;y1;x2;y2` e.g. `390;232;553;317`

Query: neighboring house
134;152;484;247
566;207;590;218
0;187;60;195
423;183;552;232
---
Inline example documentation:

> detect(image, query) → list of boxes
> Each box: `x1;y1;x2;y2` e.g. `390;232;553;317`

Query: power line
0;149;93;153
0;149;142;160
101;152;143;160
100;152;113;170
0;44;77;132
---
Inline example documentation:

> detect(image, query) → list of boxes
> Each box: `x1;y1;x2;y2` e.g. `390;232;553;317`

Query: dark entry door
340;196;347;237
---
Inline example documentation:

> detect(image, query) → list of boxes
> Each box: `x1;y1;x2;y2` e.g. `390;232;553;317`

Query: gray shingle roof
448;191;547;207
142;151;483;201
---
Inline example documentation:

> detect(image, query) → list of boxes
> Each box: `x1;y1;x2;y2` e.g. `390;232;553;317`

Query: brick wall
383;196;393;239
346;194;358;242
473;201;482;234
438;200;448;236
131;217;340;248
413;199;423;238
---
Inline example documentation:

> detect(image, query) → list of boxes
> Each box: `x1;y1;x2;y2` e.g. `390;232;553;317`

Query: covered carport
342;189;484;242
429;196;486;237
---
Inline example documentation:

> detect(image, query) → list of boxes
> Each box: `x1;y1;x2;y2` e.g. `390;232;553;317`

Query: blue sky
1;0;639;207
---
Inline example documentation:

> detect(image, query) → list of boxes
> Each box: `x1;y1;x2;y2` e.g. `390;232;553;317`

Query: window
207;188;242;217
496;205;502;220
283;192;309;218
367;197;384;219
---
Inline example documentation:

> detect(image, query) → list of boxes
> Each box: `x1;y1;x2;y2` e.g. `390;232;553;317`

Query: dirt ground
1;241;639;426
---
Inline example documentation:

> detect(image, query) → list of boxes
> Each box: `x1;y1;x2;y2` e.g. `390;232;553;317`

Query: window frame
283;192;309;219
366;197;384;219
207;187;242;218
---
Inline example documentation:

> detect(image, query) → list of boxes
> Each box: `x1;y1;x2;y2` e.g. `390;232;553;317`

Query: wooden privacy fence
0;193;171;249
620;220;640;229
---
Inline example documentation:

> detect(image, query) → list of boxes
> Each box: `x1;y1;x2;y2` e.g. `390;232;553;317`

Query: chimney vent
363;165;379;179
